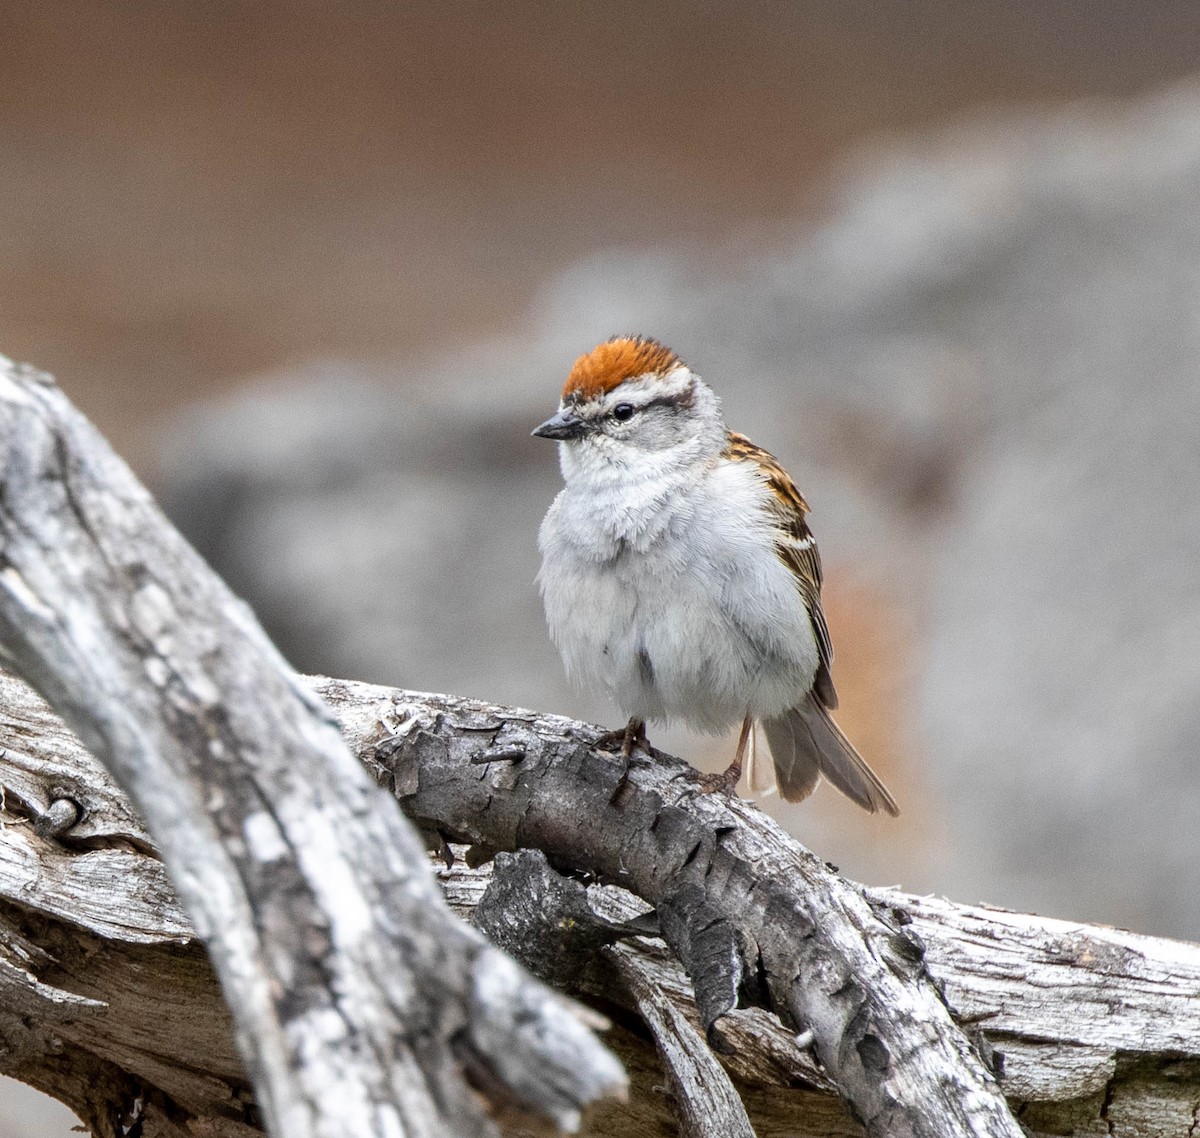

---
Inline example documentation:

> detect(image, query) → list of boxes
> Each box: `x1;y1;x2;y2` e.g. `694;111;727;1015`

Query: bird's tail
762;694;899;815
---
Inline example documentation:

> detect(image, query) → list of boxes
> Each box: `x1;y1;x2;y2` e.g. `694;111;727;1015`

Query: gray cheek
629;414;688;452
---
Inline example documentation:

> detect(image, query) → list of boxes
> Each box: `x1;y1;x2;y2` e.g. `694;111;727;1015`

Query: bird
532;335;898;815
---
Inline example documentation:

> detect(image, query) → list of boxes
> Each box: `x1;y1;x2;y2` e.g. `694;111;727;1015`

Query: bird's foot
697;714;752;796
696;760;743;796
595;716;648;758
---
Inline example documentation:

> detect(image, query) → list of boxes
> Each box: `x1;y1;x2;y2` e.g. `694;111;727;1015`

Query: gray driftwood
1;359;1198;1137
0;357;624;1138
6;677;1200;1138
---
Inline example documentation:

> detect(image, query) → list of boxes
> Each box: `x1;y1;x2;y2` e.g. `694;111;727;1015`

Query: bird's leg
595;716;648;758
699;714;753;795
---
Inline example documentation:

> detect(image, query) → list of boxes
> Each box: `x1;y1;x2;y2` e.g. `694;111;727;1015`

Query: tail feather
761;714;818;802
763;694;899;816
743;720;778;796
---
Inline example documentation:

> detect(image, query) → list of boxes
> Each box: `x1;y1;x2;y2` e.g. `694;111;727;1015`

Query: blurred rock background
5;3;1200;1133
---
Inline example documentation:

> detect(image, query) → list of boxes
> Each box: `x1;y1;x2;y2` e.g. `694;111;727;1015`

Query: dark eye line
610;393;688;422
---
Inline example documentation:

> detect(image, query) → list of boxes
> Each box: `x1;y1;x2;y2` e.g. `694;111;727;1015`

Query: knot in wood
34;795;82;839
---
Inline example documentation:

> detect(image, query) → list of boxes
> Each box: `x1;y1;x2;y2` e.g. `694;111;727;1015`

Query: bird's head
532;336;724;476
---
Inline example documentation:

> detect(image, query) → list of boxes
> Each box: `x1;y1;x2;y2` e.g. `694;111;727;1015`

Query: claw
698;714;753;796
595;716;648;758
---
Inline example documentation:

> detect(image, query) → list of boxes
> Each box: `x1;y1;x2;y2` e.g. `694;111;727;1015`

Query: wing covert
723;431;838;707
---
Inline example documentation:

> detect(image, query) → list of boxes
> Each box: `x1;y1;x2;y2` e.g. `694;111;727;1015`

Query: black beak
532;409;586;441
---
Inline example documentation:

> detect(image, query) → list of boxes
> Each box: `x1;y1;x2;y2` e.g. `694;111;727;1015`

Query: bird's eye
612;403;635;422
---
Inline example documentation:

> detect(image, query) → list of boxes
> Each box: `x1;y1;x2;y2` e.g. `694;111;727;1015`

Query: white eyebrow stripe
605;365;693;404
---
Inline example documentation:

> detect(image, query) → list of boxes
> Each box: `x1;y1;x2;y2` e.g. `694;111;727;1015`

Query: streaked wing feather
723;431;837;707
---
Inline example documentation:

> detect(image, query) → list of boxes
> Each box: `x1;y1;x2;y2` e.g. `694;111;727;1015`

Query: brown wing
723;431;838;709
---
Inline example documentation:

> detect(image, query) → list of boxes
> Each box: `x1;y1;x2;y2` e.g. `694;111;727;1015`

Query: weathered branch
6;669;1200;1136
2;356;1198;1137
0;358;623;1137
466;846;755;1138
607;944;756;1138
329;681;1026;1137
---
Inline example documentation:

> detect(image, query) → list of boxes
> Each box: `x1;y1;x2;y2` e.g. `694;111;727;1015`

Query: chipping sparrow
533;335;898;815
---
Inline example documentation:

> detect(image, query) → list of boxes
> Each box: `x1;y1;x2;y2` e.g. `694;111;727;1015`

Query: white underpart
538;374;819;734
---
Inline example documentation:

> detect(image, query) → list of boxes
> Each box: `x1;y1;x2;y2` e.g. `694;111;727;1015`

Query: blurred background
5;2;1200;1132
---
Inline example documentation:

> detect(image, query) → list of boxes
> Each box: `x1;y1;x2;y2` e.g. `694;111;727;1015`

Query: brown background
6;2;1200;465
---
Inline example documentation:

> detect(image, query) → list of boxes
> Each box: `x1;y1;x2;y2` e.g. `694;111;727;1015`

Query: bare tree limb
0;357;624;1137
325;681;1024;1138
465;847;754;1138
4;679;1200;1137
605;944;757;1138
